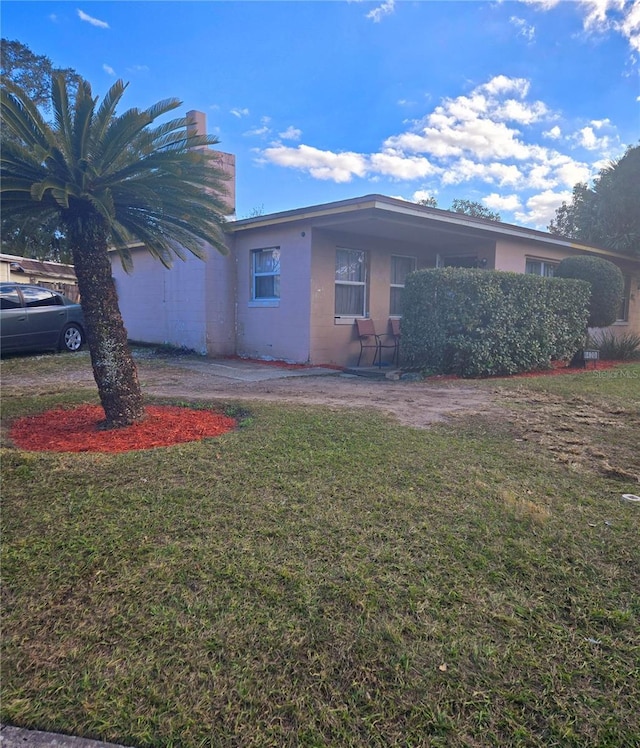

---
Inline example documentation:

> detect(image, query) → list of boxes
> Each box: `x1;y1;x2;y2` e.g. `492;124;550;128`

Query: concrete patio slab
155;357;342;382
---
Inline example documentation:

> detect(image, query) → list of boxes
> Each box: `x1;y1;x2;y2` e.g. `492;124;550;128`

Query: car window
20;287;62;307
0;287;22;310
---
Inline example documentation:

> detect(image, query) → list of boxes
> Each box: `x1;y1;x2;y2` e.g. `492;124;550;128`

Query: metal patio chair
356;318;397;367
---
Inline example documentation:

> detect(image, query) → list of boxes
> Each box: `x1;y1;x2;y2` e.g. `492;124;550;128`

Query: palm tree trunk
68;222;146;428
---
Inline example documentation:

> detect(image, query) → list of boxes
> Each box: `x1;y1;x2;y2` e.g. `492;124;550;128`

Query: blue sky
2;0;639;227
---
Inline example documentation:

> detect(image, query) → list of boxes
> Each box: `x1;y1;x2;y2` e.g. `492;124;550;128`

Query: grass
1;355;639;747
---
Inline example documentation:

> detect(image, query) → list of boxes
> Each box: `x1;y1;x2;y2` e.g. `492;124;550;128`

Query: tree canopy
415;196;502;222
1;39;82;260
1;38;80;111
548;145;640;258
450;199;501;222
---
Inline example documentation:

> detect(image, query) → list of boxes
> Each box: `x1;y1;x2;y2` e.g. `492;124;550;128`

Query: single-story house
0;252;79;301
111;192;639;368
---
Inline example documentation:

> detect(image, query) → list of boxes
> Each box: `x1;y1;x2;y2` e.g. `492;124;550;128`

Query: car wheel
60;323;84;352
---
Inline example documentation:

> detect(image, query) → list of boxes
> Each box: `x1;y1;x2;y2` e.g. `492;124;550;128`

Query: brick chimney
187;110;236;217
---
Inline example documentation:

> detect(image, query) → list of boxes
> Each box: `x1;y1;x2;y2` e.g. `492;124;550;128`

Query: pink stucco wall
495;238;568;273
308;230;425;366
233;224;313;362
111;221;638;367
495;238;639;336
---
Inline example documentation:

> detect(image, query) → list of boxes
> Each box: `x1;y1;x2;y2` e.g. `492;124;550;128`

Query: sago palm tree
1;74;230;427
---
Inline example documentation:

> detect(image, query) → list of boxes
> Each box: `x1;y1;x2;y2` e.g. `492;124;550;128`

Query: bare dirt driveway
136;355;499;429
4;351;496;430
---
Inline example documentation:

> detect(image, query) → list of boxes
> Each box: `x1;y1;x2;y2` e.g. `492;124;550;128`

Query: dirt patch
134;361;498;429
496;389;640;483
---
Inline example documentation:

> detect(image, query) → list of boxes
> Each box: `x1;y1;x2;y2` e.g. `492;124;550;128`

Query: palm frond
71;84;98;179
93;108;152;174
2;71;231;270
1;83;52;150
50;74;75;165
91;80;128;156
142;98;182;125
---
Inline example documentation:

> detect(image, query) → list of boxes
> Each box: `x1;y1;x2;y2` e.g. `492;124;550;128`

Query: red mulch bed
425;360;624;382
9;405;236;454
497;360;621;378
224;355;343;371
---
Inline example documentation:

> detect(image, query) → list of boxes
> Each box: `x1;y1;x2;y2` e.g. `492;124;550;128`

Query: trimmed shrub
555;256;624;327
401;268;590;377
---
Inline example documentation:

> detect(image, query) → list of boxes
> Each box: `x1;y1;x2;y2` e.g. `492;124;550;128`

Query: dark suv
0;283;85;354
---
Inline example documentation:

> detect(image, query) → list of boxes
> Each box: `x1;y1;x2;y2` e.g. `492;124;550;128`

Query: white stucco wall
112;248;209;354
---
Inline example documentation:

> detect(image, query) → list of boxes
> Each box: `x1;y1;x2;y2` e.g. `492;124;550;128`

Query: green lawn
1;357;639;747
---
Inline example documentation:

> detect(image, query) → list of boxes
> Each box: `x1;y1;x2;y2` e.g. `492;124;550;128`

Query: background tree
549;145;640;258
1;38;80;110
1;74;230;428
416;195;438;208
1;39;81;259
449;198;501;222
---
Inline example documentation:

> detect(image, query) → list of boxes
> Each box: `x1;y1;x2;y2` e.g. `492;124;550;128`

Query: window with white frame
251;247;280;301
525;258;557;277
335;247;367;317
390;255;417;316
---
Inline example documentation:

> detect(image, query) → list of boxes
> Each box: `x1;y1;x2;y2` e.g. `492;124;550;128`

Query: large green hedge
401;268;590;377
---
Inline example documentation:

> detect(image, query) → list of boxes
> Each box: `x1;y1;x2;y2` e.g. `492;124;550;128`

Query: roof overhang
225;194;638;264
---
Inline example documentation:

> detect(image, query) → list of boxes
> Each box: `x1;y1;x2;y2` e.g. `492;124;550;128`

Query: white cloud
581;0;625;32
521;0;562;8
618;0;640;52
515;189;573;228
412;189;439;204
382;76;551;164
575;125;611;150
279;126;302;141
543;125;562;139
102;64;116;76
245;126;271;137
245;116;272;137
483;193;523;212
553;158;592;186
231;108;250;118
367;0;395;22
441;159;524;187
370;152;441;180
259;73;620;229
77;9;109;29
523;0;640;53
479;75;530;98
262;144;368;182
510;16;536;40
494;98;548;124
